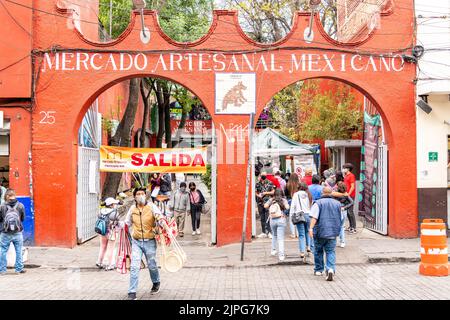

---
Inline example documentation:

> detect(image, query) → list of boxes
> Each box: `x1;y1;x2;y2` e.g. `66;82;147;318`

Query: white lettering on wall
40;52;407;74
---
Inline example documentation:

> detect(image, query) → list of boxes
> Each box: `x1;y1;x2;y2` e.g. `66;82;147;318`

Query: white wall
416;94;450;188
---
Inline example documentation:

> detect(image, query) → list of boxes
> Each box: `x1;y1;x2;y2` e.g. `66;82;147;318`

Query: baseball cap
105;197;120;206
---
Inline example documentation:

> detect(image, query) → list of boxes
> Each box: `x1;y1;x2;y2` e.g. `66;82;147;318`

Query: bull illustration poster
215;73;256;114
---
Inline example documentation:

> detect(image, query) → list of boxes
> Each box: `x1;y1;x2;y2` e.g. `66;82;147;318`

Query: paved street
1;263;449;300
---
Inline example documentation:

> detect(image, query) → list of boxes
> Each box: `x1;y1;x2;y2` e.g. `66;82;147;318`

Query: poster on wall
293;155;316;179
359;112;381;221
215;73;256;114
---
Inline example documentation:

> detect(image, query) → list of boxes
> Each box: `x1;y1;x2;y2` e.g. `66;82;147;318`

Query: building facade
416;0;450;228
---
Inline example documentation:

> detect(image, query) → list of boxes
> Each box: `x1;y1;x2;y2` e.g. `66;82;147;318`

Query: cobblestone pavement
1;263;449;300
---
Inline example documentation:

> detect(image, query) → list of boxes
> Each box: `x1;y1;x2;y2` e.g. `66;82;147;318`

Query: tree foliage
270;80;363;142
222;0;337;43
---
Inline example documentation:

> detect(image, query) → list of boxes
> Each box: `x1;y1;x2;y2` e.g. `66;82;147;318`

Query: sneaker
196;230;201;235
96;263;103;269
271;249;277;256
179;233;184;237
256;233;267;238
350;229;357;234
340;242;346;248
192;231;197;236
15;270;26;274
326;269;334;281
150;282;161;295
314;271;323;276
279;255;285;262
289;234;296;239
268;233;272;239
128;292;137;300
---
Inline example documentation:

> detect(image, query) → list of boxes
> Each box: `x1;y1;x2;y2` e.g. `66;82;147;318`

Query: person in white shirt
290;182;314;261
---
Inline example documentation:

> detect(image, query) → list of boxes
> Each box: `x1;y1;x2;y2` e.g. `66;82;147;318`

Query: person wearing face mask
169;182;190;237
342;163;357;234
96;197;121;271
121;187;163;300
255;171;275;238
188;182;206;236
0;189;26;275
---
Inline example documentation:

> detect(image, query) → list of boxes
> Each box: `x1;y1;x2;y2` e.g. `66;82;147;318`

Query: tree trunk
102;78;141;199
139;80;151;148
164;87;172;148
155;81;165;148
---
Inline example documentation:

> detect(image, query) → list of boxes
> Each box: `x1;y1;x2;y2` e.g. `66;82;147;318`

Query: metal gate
364;144;388;235
76;146;100;243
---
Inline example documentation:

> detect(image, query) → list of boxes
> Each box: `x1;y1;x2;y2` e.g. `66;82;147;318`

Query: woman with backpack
264;189;289;262
290;182;314;262
96;197;121;271
188;182;206;236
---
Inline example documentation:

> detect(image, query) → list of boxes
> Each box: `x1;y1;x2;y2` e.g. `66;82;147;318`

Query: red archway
32;1;416;247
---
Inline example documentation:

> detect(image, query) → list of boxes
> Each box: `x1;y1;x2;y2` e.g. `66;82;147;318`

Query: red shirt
344;172;356;198
302;175;313;186
267;175;281;189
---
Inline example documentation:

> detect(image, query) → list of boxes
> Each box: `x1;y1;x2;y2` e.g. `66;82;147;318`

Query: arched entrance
32;2;416;247
252;78;390;238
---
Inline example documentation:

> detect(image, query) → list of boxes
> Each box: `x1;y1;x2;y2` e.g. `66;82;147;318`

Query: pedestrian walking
188;182;206;236
286;173;301;238
342;163;357;234
255;171;275;238
150;173;161;202
308;174;323;201
0;189;26;275
333;182;354;248
302;168;313;186
264;189;289;262
121;187;164;300
169;182;190;238
290;182;314;261
309;187;342;281
322;169;337;191
273;168;286;192
96;197;121;271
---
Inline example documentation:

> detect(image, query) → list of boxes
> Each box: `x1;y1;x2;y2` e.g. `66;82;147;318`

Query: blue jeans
295;214;314;254
269;216;286;258
0;232;24;273
129;238;160;294
313;238;337;273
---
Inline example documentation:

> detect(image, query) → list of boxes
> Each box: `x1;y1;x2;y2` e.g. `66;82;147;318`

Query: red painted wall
0;0;32;98
30;2;417;248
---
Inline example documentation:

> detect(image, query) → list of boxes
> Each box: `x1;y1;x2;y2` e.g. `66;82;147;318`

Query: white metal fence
76;146;100;244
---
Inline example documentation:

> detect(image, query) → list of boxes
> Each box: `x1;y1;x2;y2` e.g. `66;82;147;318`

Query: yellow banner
100;146;207;173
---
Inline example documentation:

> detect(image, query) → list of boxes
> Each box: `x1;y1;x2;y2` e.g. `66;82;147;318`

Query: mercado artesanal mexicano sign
40;52;406;73
100;145;207;173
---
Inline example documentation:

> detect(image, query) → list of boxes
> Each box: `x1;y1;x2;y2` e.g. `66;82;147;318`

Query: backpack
269;202;283;219
3;203;22;233
95;212;110;236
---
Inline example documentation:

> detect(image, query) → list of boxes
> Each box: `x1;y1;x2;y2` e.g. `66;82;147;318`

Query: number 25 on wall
39;111;56;124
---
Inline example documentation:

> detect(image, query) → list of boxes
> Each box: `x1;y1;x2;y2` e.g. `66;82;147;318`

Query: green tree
270;80;363;142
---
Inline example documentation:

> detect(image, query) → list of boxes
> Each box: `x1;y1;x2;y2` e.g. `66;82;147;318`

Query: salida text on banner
100;146;207;174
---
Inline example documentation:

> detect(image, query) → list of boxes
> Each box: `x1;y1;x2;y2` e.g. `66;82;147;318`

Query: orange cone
419;219;449;276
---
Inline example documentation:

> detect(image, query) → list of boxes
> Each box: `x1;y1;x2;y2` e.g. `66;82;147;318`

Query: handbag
291;193;307;225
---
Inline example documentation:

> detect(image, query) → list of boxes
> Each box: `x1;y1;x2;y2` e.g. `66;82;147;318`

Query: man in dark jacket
0;189;26;275
308;187;342;281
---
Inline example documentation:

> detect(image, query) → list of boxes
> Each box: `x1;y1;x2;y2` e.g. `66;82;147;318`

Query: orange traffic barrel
419;219;449;276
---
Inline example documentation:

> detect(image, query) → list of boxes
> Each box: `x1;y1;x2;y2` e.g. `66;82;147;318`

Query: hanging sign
100;146;207;173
